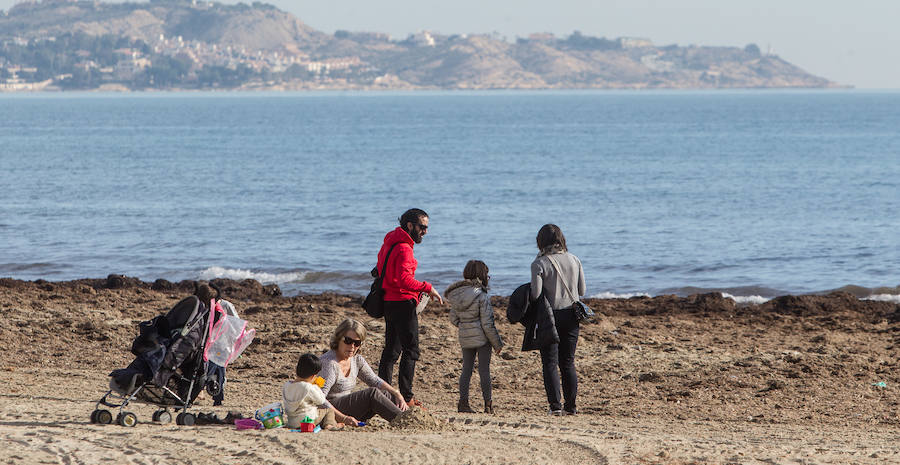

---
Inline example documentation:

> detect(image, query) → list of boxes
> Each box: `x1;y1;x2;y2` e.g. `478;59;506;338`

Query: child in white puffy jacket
445;260;503;414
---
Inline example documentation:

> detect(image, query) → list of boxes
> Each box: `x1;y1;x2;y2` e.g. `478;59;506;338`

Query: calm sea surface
1;90;899;301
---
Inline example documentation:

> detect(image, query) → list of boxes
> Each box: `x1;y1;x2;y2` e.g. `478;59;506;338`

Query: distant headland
0;0;842;91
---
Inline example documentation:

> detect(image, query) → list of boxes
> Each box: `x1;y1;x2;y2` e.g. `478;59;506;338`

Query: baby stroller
91;292;251;427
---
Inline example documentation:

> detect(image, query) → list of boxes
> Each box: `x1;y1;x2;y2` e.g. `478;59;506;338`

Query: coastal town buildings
0;65;51;90
0;31;365;90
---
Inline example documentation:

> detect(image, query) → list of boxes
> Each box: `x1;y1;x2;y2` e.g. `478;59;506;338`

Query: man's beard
410;229;423;243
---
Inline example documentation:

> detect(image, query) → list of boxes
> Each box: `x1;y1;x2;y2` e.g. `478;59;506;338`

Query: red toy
299;415;315;432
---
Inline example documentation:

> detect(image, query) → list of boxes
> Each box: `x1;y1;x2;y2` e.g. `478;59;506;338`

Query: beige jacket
446;279;503;350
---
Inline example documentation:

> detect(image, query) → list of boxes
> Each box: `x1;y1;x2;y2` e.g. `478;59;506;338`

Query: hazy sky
2;0;897;88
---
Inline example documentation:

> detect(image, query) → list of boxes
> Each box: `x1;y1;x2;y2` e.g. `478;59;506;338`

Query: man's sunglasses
343;336;362;347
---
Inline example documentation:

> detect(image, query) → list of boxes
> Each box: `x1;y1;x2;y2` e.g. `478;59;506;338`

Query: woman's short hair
463;260;489;284
536;224;567;251
329;318;367;350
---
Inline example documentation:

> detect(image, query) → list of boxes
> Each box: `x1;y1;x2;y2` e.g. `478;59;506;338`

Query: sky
2;0;898;88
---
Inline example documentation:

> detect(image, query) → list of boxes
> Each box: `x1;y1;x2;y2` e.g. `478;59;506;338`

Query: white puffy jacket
446;279;503;350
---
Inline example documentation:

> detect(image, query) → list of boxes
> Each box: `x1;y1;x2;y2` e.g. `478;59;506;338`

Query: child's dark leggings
459;343;492;403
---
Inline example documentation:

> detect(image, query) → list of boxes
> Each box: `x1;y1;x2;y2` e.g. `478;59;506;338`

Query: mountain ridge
0;0;840;91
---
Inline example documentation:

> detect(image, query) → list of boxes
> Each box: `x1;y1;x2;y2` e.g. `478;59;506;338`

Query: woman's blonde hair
329;318;367;350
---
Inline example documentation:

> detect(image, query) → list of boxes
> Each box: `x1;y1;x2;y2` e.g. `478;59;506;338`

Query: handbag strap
545;254;579;302
379;243;399;278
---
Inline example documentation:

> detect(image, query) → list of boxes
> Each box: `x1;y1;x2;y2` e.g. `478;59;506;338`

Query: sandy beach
1;276;898;464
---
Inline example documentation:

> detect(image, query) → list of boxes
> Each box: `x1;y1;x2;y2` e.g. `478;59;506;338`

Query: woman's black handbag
362;243;397;318
545;254;595;322
573;300;595;322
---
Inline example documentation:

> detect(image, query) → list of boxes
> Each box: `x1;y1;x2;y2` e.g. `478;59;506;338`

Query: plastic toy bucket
254;402;284;429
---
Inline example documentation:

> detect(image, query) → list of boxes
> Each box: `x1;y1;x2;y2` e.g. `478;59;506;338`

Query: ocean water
1;90;899;302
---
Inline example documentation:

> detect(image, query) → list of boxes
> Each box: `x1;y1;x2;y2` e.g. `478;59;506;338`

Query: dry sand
1;277;899;464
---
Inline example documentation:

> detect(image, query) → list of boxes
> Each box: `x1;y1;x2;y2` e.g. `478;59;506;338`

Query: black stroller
91;294;222;426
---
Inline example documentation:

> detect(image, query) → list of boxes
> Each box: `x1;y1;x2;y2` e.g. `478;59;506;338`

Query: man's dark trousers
378;299;419;402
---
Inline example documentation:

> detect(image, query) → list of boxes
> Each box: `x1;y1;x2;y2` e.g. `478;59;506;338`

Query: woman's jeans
539;307;580;412
459;343;493;403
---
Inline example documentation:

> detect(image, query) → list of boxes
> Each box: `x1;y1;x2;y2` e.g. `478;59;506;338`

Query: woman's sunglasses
343;336;362;347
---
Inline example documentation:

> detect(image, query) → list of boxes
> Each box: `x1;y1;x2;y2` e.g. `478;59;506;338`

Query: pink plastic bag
204;300;255;367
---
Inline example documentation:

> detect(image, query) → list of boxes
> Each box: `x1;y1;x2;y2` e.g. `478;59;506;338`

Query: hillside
1;0;327;49
0;0;837;90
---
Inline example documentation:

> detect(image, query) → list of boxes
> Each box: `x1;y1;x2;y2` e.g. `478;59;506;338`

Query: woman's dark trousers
329;387;401;422
378;299;419;402
539;307;580;412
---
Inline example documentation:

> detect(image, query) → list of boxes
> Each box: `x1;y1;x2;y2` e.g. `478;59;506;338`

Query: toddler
282;353;342;430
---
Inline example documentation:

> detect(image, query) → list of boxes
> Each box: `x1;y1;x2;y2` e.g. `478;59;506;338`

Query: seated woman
318;318;409;425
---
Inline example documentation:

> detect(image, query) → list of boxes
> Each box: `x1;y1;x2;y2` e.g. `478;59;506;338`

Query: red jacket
376;227;432;302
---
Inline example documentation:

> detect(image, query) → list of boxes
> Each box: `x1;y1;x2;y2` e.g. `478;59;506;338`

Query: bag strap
545;254;579;302
379;243;399;278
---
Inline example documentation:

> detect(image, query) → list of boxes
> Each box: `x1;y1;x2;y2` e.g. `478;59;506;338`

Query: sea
2;90;899;304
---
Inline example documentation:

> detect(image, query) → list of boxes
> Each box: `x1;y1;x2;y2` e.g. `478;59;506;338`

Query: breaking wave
198;266;369;285
588;290;770;304
720;293;771;305
863;294;900;304
199;266;309;284
589;291;651;299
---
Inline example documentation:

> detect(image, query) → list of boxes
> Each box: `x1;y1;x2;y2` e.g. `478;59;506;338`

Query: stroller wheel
176;412;196;426
117;412;138;427
153;410;172;424
94;409;113;425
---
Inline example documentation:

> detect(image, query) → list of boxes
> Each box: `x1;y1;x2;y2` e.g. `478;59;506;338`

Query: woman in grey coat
531;224;586;415
446;260;503;414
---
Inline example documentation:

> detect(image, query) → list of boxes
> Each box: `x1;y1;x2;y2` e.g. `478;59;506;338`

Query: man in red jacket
376;208;444;405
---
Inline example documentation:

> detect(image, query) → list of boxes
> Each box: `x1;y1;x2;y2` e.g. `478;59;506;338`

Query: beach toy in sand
235;418;264;430
299;415;316;432
254;402;285;429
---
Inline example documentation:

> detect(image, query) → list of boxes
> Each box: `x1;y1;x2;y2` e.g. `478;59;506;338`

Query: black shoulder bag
546;254;595;322
362;243;398;318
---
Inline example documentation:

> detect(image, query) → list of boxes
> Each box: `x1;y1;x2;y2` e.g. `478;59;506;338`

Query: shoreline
0;85;863;95
2;274;897;304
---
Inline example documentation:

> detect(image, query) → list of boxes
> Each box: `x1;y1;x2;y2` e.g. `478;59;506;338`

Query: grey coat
531;251;586;310
446;279;503;350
